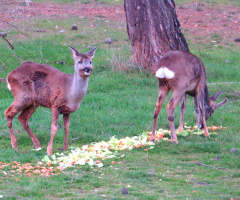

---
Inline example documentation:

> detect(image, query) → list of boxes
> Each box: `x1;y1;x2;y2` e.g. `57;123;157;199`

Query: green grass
0;0;240;199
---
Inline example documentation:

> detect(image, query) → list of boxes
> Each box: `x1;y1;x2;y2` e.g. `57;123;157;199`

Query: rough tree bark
124;0;189;70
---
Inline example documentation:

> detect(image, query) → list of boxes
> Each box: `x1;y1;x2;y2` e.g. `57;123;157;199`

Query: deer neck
203;84;211;109
69;72;89;105
194;84;211;112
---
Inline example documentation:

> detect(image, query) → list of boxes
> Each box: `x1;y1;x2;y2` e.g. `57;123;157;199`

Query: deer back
7;62;72;109
155;51;206;96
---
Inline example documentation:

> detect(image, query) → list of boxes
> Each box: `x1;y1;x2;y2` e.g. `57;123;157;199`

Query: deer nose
84;67;91;73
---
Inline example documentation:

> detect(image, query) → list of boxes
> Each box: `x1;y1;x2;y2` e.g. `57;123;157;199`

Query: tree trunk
124;0;189;70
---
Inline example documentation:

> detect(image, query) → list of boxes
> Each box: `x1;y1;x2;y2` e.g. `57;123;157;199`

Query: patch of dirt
0;1;240;45
0;1;125;22
176;3;240;45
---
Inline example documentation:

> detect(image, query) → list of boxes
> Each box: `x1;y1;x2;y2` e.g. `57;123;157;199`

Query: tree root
191;178;211;186
195;162;230;170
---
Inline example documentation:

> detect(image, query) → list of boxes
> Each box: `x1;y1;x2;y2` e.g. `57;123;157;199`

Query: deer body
150;51;227;143
7;62;87;113
5;46;97;155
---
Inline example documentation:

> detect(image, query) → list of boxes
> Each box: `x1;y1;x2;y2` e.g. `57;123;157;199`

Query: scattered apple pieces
42;133;158;170
0;161;63;179
1;125;225;178
148;124;226;139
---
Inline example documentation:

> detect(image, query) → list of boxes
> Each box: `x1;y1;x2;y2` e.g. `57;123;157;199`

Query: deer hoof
58;147;64;151
205;135;210;138
178;127;184;132
171;139;179;144
47;147;53;155
149;135;155;143
34;142;41;149
11;145;18;150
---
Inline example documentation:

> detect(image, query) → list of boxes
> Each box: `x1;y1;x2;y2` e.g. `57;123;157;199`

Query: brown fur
4;46;97;155
150;50;227;143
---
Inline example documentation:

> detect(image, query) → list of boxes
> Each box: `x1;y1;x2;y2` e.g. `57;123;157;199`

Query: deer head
194;91;228;129
69;46;97;78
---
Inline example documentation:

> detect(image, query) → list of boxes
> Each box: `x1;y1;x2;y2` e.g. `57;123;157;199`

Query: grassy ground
0;0;240;199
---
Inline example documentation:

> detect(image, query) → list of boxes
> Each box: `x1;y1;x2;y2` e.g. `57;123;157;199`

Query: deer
150;50;227;143
4;46;97;155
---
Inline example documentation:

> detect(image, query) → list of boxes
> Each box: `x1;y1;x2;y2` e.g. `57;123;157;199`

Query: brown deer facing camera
150;51;227;143
4;46;97;155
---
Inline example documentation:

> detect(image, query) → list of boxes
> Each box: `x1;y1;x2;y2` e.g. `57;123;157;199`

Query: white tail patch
7;80;11;91
155;67;175;79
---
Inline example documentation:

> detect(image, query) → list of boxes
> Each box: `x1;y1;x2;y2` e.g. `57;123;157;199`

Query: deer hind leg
18;105;41;149
167;91;185;143
178;94;186;132
4;102;23;150
47;108;60;155
150;87;168;142
5;76;33;150
63;114;70;150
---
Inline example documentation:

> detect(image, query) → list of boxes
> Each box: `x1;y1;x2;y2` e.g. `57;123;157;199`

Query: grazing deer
150;51;227;143
4;46;97;155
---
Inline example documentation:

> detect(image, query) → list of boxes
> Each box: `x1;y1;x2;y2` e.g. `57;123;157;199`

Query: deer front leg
63;114;70;150
47;108;60;155
203;121;209;137
201;108;210;138
178;94;186;132
150;87;168;142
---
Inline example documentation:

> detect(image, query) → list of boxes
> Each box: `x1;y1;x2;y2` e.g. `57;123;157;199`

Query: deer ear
86;47;97;59
214;98;228;109
210;91;222;104
68;46;80;60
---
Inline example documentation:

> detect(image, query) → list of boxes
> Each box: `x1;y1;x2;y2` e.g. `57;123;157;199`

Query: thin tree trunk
124;0;189;70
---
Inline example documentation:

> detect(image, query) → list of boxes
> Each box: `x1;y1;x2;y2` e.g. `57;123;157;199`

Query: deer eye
78;61;83;64
90;61;92;64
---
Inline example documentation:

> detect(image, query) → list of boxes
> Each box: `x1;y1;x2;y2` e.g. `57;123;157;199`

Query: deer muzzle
81;67;92;77
198;124;204;130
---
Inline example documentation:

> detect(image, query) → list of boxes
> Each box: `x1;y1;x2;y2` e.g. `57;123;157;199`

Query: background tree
124;0;189;70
